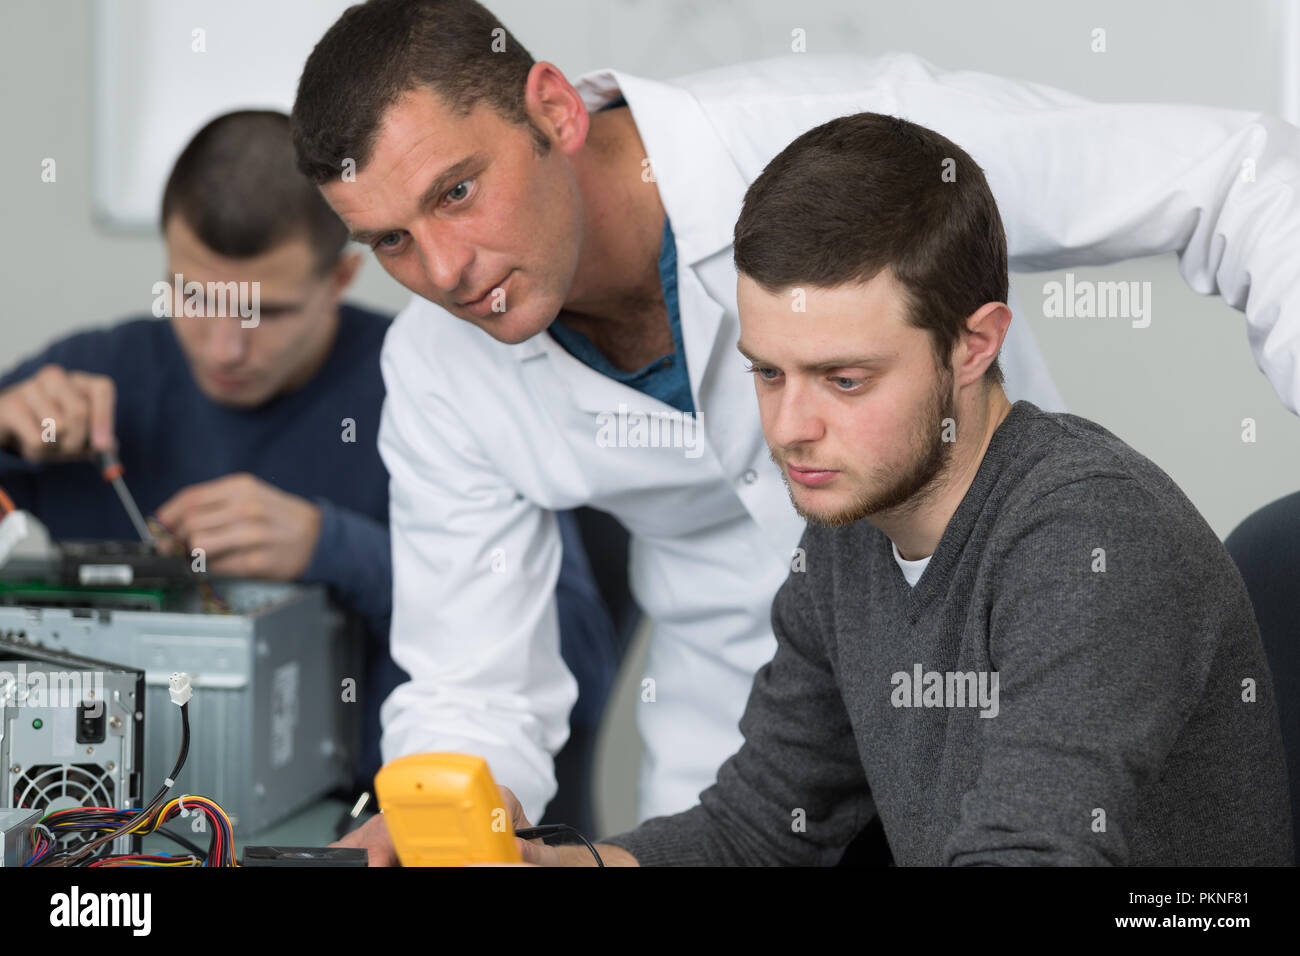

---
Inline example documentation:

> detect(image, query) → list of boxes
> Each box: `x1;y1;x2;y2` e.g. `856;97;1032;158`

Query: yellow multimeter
373;753;523;866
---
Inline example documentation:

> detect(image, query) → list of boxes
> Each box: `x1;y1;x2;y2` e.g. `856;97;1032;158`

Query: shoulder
331;302;394;371
1003;404;1176;502
338;301;393;346
982;407;1254;647
37;316;176;376
993;403;1222;562
672;53;931;104
672;54;933;181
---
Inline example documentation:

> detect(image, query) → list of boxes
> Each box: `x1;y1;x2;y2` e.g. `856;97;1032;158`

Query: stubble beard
775;365;957;529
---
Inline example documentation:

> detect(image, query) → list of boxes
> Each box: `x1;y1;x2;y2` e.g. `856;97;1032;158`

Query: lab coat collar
512;67;746;409
571;67;749;270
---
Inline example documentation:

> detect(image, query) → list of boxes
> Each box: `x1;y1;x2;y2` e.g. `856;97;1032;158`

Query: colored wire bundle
42;701;192;867
25;691;237;868
90;853;201;867
25;794;237;867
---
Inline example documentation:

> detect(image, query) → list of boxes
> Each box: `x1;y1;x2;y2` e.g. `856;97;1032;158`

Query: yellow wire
46;794;238;865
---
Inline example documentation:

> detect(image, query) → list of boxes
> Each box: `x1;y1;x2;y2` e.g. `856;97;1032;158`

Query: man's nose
411;222;474;297
768;379;824;448
206;316;248;365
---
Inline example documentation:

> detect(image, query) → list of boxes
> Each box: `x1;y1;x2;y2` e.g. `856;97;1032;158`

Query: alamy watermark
0;664;105;710
151;274;261;328
890;664;999;718
1042;272;1151;329
595;403;704;459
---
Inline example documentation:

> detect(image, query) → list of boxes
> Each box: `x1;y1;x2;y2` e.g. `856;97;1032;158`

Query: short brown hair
161;110;347;275
291;0;549;185
733;112;1007;387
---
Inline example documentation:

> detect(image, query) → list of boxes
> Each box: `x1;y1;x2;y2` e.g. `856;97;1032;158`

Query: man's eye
376;232;404;250
745;363;780;382
832;376;864;390
445;179;472;203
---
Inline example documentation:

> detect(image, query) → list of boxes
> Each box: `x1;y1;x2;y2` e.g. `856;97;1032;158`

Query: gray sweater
604;401;1294;865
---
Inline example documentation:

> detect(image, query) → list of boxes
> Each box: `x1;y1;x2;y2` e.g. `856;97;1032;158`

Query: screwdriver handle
97;449;125;482
94;448;155;547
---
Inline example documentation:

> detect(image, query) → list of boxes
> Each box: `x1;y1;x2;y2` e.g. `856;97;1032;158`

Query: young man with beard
503;113;1293;866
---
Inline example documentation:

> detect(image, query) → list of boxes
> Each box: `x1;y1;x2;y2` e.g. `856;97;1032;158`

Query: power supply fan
12;764;120;856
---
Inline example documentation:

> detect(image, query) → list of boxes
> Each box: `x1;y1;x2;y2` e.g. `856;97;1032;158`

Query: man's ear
525;61;589;156
328;250;364;297
957;301;1011;387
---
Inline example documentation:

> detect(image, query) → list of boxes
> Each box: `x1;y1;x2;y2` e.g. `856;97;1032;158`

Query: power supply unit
0;640;145;860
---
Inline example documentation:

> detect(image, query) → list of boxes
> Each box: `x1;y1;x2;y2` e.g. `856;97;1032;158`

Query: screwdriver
96;448;156;548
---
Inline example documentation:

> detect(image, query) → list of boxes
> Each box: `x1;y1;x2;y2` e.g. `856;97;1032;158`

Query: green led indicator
32;718;42;730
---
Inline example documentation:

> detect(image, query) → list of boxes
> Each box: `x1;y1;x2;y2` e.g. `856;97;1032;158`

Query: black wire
514;824;604;867
153;825;208;860
42;702;190;867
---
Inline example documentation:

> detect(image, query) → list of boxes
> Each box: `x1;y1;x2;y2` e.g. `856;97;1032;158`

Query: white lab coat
378;53;1300;824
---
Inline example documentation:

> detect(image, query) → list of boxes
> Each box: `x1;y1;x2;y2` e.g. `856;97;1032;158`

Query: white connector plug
0;510;54;569
0;511;26;568
168;672;193;706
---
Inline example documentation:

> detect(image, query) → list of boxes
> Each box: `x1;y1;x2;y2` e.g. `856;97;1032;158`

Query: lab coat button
742;469;758;484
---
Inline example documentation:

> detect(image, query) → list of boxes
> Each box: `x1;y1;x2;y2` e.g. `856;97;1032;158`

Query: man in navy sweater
0;111;618;826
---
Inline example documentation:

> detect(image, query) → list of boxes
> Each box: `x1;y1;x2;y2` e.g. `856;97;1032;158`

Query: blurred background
2;0;1298;836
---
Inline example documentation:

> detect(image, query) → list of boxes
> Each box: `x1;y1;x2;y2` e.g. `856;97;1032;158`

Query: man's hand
502;785;636;866
331;812;399;867
0;365;116;462
327;788;566;867
153;472;322;579
329;786;637;867
498;785;570;866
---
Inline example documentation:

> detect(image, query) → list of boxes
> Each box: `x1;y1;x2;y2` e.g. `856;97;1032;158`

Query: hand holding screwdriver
0;364;116;462
0;364;158;547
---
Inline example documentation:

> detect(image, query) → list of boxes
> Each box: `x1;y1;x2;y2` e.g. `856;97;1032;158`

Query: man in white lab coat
291;0;1300;863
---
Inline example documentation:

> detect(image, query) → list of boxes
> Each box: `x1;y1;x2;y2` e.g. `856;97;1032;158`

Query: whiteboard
91;0;355;232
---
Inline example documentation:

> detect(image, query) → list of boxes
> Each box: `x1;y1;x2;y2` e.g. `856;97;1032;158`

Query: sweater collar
898;400;1040;606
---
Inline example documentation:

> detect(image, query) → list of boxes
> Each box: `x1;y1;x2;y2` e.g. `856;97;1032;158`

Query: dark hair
160;110;348;275
291;0;549;185
733;112;1007;387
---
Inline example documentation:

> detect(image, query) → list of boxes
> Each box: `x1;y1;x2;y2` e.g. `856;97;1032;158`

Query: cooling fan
11;764;119;857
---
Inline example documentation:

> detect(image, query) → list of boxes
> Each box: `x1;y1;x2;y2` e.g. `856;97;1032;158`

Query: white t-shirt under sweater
892;540;933;587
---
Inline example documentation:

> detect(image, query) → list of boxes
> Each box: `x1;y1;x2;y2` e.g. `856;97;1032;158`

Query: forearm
880;55;1300;413
300;497;392;638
